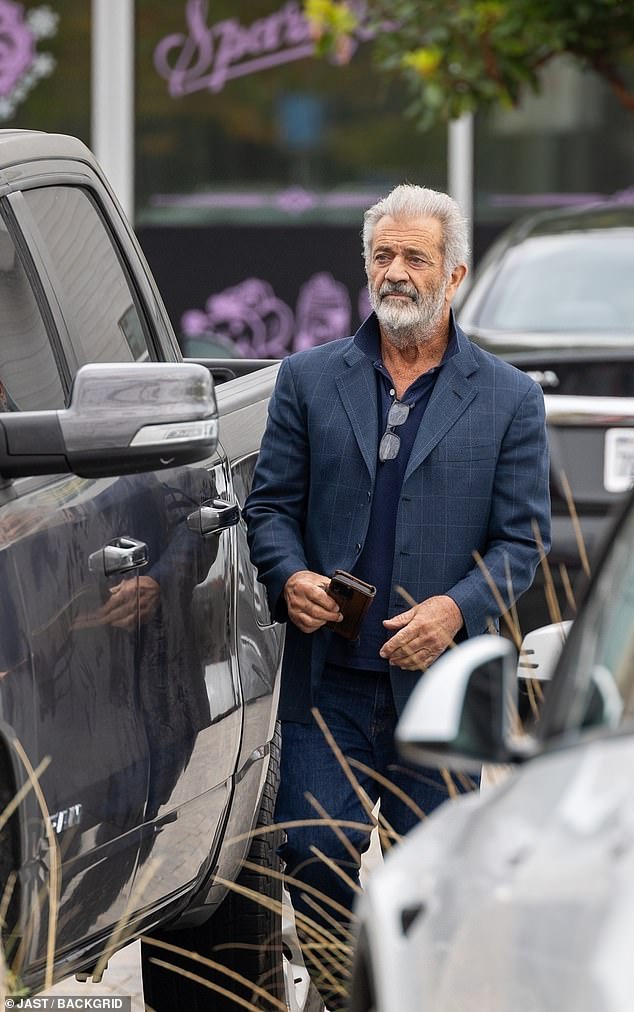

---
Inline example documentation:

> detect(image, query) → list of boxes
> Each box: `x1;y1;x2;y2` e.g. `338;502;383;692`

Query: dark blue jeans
275;665;478;1006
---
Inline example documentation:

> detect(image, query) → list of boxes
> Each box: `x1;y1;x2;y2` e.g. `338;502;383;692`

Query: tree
304;0;634;128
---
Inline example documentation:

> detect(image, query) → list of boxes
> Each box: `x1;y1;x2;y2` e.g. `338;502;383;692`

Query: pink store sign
154;0;374;97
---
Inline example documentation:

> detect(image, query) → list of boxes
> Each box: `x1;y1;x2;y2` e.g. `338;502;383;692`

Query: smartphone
326;570;376;640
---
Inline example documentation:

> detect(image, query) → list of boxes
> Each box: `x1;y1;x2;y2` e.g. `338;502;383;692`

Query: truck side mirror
0;362;218;478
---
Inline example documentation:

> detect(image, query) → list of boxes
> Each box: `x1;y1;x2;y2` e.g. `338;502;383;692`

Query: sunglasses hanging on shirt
379;399;411;462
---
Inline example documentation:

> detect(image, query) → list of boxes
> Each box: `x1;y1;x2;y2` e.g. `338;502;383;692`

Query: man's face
367;215;461;342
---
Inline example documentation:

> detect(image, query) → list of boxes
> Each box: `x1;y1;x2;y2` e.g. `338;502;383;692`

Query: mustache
378;281;419;301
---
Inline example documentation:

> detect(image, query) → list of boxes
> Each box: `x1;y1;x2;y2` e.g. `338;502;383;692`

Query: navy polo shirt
326;314;458;672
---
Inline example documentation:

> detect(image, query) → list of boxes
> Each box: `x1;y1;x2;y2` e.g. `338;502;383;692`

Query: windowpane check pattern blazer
244;318;551;722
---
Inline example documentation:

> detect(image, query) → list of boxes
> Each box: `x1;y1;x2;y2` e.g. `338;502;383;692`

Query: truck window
20;186;152;367
0;216;65;410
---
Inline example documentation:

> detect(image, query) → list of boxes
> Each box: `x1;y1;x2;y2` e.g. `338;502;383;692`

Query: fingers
380;608;427;666
380;596;463;670
380;631;438;670
138;577;161;622
284;569;342;633
96;581;138;630
382;608;415;631
73;577;161;632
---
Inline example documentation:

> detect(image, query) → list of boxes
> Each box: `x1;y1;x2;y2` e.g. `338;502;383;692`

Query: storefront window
135;0;448;226
4;3;631;360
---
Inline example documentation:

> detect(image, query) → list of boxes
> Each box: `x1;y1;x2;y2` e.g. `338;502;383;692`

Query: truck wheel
141;725;285;1010
0;761;21;967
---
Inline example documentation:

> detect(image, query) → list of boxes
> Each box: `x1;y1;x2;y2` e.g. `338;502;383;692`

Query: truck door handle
88;537;149;576
187;498;240;537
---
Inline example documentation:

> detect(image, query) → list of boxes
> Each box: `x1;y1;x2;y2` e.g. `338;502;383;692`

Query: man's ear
446;263;468;301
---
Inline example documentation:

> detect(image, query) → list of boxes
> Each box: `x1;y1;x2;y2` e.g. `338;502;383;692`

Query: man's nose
384;256;408;282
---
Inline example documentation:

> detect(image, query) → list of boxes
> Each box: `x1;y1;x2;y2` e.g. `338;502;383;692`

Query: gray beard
369;280;447;349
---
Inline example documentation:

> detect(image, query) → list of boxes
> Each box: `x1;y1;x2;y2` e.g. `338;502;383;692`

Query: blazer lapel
336;345;379;481
404;333;479;481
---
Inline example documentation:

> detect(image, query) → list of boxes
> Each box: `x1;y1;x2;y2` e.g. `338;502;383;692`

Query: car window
21;186;152;366
541;498;634;739
0;214;65;410
475;230;634;333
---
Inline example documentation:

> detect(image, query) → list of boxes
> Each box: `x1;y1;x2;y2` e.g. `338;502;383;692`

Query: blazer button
355;542;362;553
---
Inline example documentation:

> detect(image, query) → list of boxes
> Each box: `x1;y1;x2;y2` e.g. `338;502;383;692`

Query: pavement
42;941;144;1010
39;825;383;1011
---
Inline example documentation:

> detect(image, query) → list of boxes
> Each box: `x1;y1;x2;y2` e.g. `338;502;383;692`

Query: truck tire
141;725;284;1010
0;759;21;969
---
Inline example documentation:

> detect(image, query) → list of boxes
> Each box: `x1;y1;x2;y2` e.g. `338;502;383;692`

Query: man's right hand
284;570;343;633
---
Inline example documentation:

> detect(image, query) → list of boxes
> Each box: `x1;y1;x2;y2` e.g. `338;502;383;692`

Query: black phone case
326;569;376;640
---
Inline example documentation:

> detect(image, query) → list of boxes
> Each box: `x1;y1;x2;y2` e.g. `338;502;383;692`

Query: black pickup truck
0;130;289;1011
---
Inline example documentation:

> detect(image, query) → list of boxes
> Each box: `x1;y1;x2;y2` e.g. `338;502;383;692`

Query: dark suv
0;130;284;1010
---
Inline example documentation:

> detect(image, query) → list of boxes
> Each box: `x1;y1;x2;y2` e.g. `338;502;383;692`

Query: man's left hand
380;595;464;671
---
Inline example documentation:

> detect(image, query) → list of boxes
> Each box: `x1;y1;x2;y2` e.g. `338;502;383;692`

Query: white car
350;490;634;1012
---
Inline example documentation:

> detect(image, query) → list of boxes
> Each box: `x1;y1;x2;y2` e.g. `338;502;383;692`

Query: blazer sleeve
243;356;311;621
446;380;551;635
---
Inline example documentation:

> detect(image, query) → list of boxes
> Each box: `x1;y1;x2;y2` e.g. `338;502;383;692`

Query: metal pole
91;0;134;220
448;113;474;269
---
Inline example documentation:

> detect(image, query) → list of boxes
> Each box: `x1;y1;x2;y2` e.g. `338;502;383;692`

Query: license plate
604;428;634;493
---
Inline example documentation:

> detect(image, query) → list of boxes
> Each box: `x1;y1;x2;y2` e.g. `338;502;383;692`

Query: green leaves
303;0;634;127
304;0;360;60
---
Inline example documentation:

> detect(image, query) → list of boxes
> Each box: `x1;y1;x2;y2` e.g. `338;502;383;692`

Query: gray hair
362;184;470;276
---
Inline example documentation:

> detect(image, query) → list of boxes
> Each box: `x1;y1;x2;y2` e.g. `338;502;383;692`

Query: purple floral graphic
0;1;33;95
294;272;351;351
181;272;369;358
358;285;371;322
0;2;57;119
182;278;295;358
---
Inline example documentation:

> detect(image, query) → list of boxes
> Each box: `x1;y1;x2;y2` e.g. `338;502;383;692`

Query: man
244;184;551;1007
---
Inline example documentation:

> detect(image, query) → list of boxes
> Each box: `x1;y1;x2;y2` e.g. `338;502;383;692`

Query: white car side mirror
517;621;572;681
396;636;521;772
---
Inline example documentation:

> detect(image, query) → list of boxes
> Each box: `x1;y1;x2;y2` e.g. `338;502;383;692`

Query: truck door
131;450;243;907
0;202;147;965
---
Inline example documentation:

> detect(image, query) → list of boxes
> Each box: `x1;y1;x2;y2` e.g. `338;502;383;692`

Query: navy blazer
244;317;551;722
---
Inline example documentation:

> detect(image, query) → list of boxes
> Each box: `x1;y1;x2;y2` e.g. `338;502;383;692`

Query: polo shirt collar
353;309;460;370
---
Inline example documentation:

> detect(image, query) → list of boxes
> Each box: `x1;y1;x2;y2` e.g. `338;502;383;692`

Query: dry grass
0;482;589;1008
